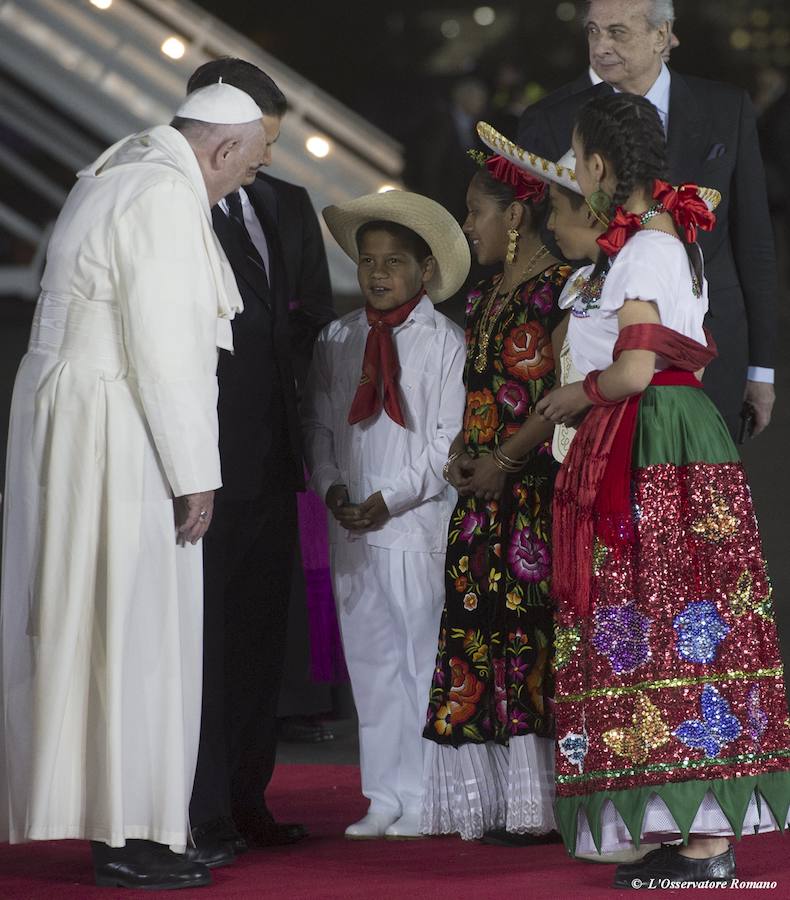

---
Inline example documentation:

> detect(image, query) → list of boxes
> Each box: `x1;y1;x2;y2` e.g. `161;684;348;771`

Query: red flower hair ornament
652;180;716;243
485;155;547;204
597;180;717;257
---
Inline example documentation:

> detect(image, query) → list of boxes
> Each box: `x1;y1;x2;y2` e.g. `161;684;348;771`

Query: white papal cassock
0;125;242;850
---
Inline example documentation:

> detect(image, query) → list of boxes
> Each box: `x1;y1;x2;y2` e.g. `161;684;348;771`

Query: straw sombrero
476;121;722;212
322;191;471;303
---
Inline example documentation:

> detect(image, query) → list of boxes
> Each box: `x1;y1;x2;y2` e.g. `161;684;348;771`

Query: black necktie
225;191;270;289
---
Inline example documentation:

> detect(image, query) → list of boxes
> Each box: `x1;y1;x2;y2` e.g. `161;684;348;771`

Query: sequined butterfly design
674;685;742;758
602;693;670;764
559;728;588;773
690;491;739;543
746;685;768;744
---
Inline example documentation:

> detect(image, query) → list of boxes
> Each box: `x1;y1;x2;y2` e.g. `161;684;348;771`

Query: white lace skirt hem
420;735;556;840
575;791;789;855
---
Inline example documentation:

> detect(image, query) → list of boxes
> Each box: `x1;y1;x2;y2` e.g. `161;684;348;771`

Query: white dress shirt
302;295;466;553
218;187;270;277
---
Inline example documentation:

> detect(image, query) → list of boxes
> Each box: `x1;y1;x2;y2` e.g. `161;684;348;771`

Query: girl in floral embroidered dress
421;153;572;842
535;92;790;888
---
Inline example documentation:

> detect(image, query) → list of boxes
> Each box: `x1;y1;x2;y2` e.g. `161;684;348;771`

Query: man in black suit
183;59;335;866
518;0;777;437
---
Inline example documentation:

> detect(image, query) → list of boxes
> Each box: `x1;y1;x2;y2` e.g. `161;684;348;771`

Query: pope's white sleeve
379;330;466;517
113;179;222;497
301;328;343;502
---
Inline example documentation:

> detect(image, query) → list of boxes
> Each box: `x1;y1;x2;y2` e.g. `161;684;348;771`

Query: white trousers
331;541;445;816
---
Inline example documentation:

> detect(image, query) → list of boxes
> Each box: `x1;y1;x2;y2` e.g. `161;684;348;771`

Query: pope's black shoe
613;844;735;889
91;839;211;890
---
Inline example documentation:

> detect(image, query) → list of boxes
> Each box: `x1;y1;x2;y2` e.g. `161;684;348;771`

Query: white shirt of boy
302;294;466;551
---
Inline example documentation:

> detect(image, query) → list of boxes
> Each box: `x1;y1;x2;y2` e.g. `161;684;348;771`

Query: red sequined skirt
553;384;790;851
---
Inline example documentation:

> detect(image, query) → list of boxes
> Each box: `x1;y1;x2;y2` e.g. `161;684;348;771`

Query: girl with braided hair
421;154;572;843
536;92;790;887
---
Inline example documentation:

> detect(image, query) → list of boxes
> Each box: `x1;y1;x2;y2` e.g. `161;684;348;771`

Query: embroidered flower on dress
502;322;554;382
496;381;530;417
463;592;479;612
673;600;730;664
592;604;652;675
530;281;556;316
459;510;487;544
674;685;742;758
507;526;550;584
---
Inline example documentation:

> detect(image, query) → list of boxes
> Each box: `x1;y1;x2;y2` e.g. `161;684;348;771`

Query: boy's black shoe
613;844;735;889
91;839;211;890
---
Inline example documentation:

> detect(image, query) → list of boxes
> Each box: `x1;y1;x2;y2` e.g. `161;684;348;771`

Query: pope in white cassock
0;82;270;890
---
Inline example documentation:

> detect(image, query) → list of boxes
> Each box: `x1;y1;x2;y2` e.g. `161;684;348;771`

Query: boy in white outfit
302;191;469;839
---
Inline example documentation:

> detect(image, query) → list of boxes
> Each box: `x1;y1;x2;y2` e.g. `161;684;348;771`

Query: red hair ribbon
653;180;716;243
485;155;546;204
596;207;643;257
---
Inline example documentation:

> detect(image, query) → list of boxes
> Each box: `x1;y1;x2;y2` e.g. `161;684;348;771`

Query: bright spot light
440;19;461;39
377;184;397;193
90;0;112;8
556;2;576;22
161;37;186;60
306;136;331;158
473;7;496;26
729;28;751;50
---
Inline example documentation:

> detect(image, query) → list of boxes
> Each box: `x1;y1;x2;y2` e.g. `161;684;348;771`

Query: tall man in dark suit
183;59;335;866
518;0;777;437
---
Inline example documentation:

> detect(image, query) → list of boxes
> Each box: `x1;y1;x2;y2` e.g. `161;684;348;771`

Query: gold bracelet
496;445;527;467
492;447;523;473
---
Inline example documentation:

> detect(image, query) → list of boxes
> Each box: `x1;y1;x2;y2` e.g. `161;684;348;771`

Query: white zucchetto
175;82;263;125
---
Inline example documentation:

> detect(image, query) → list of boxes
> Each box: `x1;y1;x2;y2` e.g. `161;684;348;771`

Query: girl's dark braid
576;93;702;285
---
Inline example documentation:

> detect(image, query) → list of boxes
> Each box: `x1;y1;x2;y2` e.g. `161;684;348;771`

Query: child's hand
326;484;364;530
536;383;591;425
353;491;391;531
458;455;507;501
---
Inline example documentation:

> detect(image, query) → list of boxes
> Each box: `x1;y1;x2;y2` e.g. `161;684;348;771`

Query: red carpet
0;764;788;898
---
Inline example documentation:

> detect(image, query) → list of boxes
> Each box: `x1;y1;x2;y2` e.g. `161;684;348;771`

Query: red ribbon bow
596;207;643;257
653;180;716;243
485;155;546;204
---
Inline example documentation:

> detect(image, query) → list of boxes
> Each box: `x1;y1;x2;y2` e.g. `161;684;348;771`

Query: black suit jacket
517;70;778;412
212;172;334;499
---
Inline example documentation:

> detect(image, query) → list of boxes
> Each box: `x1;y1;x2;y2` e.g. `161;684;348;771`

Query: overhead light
473;7;496;27
440;19;461;39
306;136;331;158
90;0;113;8
161;37;186;60
377;184;397;193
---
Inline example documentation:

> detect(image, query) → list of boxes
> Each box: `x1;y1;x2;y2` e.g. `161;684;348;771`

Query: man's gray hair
584;0;675;29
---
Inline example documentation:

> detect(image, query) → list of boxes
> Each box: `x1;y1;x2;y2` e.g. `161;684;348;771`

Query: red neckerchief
653;180;716;243
552;323;718;618
347;290;425;428
485;155;546;203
